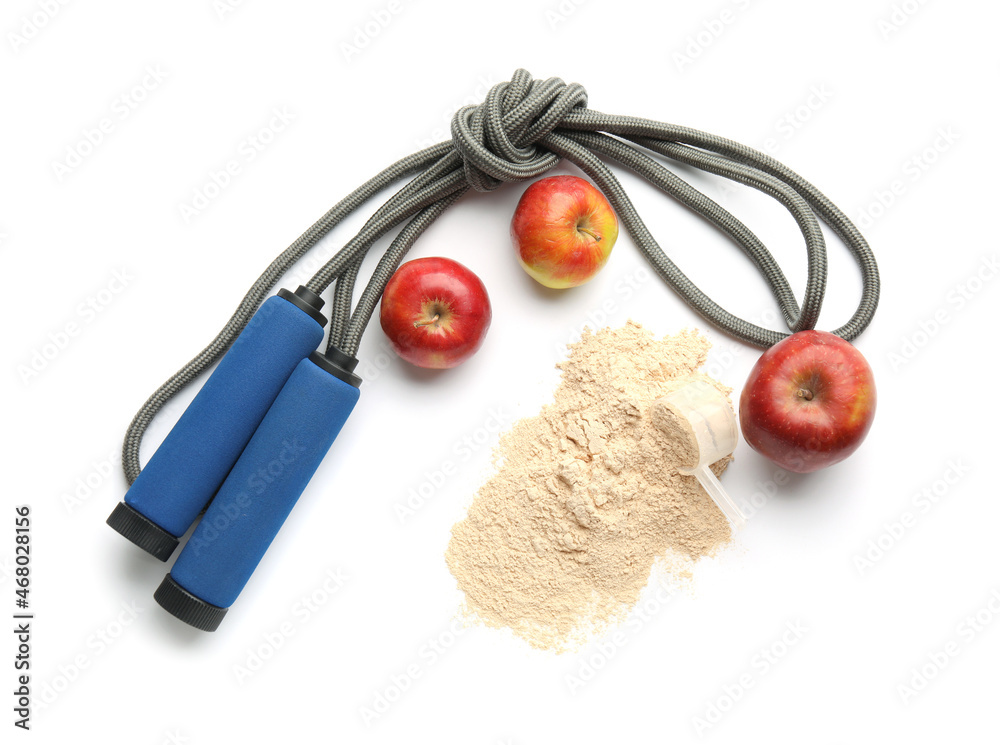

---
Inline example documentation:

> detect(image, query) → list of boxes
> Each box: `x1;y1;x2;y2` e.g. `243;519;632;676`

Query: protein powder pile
445;321;734;652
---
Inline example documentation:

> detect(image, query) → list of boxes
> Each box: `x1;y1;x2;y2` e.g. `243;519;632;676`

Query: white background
3;0;999;742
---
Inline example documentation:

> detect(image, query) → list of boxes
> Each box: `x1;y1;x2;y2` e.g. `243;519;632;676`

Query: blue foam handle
169;356;360;609
124;295;324;537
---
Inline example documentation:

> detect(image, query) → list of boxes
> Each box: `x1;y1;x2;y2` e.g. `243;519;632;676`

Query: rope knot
450;69;588;192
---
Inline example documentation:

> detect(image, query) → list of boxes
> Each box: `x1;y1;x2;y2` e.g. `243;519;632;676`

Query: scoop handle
693;464;746;530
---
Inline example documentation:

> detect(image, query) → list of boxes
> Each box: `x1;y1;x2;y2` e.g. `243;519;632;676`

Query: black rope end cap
310;349;362;388
154;574;228;632
278;286;328;328
106;502;178;562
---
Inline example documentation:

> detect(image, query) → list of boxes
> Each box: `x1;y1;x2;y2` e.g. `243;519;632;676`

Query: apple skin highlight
511;175;619;289
739;330;877;473
379;257;492;370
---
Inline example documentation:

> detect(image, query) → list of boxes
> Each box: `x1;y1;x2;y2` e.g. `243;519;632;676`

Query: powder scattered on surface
445;321;734;652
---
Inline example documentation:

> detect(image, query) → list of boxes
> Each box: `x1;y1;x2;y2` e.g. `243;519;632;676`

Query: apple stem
577;226;601;242
414;313;440;328
796;388;814;401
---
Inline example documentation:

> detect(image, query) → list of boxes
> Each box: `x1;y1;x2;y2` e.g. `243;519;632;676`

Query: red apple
510;175;618;288
739;330;876;473
379;257;492;369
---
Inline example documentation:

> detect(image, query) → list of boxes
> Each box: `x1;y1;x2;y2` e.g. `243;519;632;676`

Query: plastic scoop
651;379;746;530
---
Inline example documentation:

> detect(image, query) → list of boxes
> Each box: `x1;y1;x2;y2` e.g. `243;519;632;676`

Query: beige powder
445;321;734;652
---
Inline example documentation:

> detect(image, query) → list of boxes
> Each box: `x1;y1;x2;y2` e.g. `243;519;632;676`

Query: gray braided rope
121;142;450;484
123;68;879;483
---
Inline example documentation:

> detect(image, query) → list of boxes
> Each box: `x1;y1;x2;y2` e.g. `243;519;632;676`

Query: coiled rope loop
450;71;587;192
122;68;879;484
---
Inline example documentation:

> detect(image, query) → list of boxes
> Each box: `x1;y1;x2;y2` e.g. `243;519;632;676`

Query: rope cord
122;68;879;484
